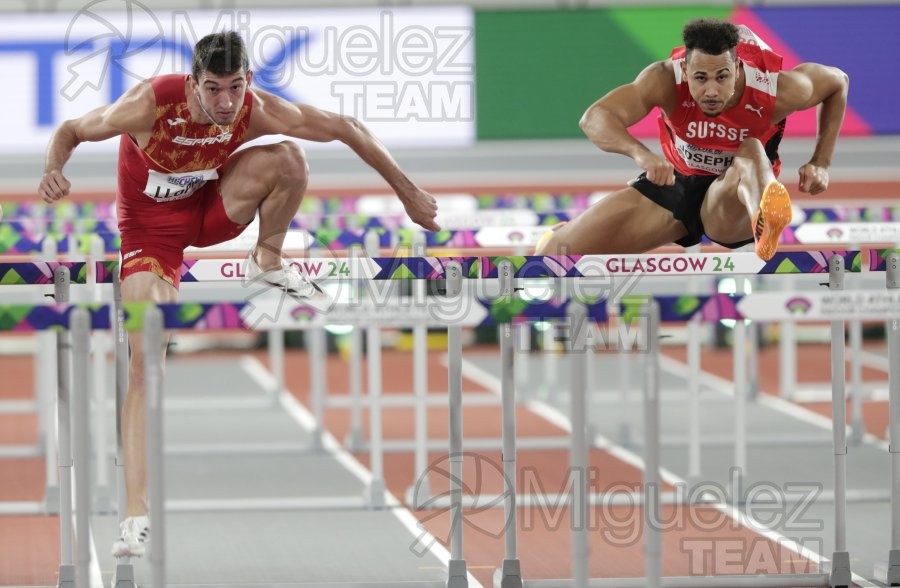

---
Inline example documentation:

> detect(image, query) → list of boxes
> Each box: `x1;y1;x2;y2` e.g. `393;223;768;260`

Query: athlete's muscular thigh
544;187;687;255
217;143;304;225
700;167;752;244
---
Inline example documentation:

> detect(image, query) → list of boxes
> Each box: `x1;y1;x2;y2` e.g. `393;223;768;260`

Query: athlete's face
193;70;253;126
682;51;738;117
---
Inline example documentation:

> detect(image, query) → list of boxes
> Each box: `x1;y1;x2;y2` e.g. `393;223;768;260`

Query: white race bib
143;168;219;202
674;136;735;175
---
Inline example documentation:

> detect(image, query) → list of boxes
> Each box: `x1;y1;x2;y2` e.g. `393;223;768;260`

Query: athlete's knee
273;141;309;187
735;137;767;162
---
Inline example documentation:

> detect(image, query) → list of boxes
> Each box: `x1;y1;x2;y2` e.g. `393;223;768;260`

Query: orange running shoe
751;181;792;261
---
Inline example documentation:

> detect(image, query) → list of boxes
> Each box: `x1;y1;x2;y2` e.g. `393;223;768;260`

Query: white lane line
457;356;684;486
659;354;890;452
239;355;484;588
89;524;104;588
458;353;881;587
660;353;882;587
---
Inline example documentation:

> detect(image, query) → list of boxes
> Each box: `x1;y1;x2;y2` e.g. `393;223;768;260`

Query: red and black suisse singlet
117;73;253;204
658;26;786;178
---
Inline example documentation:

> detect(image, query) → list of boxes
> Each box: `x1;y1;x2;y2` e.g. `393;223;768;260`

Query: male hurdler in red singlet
536;18;848;260
38;31;440;559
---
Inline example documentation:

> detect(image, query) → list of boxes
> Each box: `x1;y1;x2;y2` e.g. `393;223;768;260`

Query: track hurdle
0;299;101;587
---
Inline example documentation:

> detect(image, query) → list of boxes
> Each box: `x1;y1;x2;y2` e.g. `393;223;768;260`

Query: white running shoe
111;515;149;558
244;253;334;312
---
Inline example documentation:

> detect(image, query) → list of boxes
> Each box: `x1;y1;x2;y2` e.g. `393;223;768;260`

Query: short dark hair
191;31;249;79
682;19;740;60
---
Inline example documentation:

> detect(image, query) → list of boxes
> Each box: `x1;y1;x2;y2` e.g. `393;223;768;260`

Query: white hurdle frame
521;253;868;588
16;247;888;587
138;268;470;588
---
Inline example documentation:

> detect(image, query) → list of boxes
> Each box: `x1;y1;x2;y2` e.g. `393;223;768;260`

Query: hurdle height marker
826;255;852;587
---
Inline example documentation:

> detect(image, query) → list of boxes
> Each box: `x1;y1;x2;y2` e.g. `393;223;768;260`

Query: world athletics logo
826;227;845;240
784;296;813;315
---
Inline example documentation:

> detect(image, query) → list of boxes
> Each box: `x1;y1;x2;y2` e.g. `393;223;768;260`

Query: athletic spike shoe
245;253;334;312
751;181;792;261
111;515;149;558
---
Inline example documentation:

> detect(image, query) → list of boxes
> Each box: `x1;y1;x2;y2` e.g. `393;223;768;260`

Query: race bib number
143;168;219;202
674;136;735;175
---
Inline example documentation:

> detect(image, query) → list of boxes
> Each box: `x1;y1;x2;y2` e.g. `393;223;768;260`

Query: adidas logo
167;117;187;126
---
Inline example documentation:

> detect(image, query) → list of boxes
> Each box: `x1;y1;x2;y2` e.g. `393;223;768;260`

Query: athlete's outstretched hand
39;170;71;204
401;187;441;232
635;152;676;186
798;163;829;195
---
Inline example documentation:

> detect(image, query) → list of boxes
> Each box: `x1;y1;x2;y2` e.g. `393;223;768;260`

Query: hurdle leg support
56;565;75;588
112;274;135;587
884;254;900;585
113;564;136;588
827;255;851;587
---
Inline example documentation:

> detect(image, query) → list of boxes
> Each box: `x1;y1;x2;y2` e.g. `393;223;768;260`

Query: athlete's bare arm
772;63;849;195
246;90;439;231
39;83;156;203
580;61;679;186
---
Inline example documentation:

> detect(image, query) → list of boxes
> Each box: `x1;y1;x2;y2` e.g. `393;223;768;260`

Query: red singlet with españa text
115;74;253;287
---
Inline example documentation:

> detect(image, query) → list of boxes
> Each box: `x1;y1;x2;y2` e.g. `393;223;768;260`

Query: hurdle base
44;485;60;514
493;559;522;588
345;428;366;453
873;549;900;585
113;563;136;588
365;479;386;510
822;551;851;587
447;559;468;588
57;564;75;588
406;479;431;509
616;423;632;447
309;427;325;453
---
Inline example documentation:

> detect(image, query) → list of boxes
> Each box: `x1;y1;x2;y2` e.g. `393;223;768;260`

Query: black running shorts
629;171;755;249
